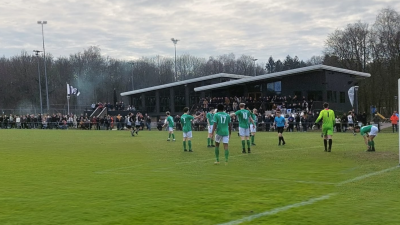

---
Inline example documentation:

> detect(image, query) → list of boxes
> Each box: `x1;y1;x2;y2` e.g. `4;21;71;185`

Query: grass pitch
0;129;399;225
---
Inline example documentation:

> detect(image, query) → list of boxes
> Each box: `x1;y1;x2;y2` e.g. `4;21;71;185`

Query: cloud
0;0;399;65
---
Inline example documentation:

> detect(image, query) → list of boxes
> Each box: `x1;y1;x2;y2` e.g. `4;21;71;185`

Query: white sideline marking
217;166;399;225
336;166;399;186
216;174;336;185
217;194;334;225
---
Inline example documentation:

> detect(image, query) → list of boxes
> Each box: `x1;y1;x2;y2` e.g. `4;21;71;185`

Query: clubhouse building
120;65;371;116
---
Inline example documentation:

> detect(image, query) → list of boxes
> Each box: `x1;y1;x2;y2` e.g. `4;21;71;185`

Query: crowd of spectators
0;111;153;131
196;95;313;115
91;101;132;111
0;113;70;129
1;94;374;133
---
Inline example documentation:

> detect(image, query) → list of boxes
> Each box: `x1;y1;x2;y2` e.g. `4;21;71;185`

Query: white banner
348;86;355;107
67;83;80;96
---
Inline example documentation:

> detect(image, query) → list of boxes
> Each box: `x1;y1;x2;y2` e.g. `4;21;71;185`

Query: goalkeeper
313;102;335;152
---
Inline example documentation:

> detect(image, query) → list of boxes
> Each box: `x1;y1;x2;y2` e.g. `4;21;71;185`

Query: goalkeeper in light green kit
211;104;232;164
313;102;335;152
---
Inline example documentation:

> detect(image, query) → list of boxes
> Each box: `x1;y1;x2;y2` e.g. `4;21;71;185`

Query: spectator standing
157;119;164;131
295;113;301;131
373;114;381;132
96;117;101;130
104;115;110;130
288;114;295;132
301;114;308;132
341;114;348;132
360;112;367;126
335;116;341;132
202;98;208;111
390;112;398;133
16;115;21;129
116;114;122;130
232;102;238;111
146;115;151;131
174;115;181;131
347;112;355;129
9;114;14;129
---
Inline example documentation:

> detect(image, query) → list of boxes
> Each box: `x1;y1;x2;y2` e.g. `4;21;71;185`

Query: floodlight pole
33;50;43;115
171;38;179;80
253;58;258;76
67;95;70;115
130;62;135;90
354;86;359;115
38;20;49;113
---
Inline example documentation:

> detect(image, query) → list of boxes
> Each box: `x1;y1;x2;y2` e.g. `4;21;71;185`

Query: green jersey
251;113;258;124
213;112;231;136
180;114;194;132
315;109;335;127
166;116;174;128
360;125;372;136
206;112;215;124
235;109;251;128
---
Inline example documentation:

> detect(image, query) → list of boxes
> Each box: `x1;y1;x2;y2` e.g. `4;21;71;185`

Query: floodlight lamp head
171;38;179;44
33;50;42;56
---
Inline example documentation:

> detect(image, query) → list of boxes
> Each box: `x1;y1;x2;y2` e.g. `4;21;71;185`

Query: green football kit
180;114;194;151
235;109;251;128
213;112;231;163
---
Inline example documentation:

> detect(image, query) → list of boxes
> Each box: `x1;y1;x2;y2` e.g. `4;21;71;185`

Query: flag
72;87;80;96
67;83;80;96
348;86;355;107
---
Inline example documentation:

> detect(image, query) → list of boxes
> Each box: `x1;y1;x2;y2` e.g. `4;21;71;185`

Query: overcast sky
1;0;399;65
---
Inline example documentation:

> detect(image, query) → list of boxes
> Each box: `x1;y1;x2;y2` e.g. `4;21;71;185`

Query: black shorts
277;127;284;133
135;125;140;129
126;125;132;129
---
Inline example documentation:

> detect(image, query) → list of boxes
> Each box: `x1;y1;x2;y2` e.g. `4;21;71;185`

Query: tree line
323;8;400;115
0;8;398;116
0;46;313;112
